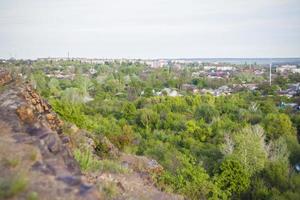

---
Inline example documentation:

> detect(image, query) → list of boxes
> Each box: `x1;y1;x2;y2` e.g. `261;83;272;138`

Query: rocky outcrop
21;85;64;133
0;69;12;86
0;76;102;200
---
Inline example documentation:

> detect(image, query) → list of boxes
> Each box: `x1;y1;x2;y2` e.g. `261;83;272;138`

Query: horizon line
2;56;300;60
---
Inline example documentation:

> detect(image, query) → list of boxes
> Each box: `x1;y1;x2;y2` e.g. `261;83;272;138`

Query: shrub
215;158;251;198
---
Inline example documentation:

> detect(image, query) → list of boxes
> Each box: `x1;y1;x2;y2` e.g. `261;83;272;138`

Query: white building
204;66;216;70
276;65;297;73
216;66;235;71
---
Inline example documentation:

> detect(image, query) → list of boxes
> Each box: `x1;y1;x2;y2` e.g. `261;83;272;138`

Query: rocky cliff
0;70;101;199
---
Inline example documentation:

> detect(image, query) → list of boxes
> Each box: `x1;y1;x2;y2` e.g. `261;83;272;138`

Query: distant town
1;57;300;107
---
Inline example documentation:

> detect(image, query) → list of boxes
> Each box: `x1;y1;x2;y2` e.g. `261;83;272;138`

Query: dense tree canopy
15;60;300;200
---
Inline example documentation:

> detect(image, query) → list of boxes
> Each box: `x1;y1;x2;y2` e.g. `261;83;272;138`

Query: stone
0;69;12;86
57;176;82;186
31;98;37;105
36;104;43;113
16;105;35;123
46;113;55;121
47;134;61;154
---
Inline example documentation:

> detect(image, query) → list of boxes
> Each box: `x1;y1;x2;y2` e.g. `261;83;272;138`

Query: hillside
0;70;182;200
1;58;300;200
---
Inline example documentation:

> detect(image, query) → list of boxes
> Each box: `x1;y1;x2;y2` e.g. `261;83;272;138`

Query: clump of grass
99;181;119;199
99;159;128;174
74;148;101;172
0;174;28;198
27;191;38;200
29;150;38;162
74;148;128;174
2;157;20;168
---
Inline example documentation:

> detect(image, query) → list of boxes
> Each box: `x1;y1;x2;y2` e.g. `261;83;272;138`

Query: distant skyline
0;0;300;59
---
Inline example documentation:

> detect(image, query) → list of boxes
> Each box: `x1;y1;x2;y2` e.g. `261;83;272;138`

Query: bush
215;158;251;198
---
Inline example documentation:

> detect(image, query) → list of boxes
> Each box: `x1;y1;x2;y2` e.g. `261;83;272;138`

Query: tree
30;71;50;97
73;75;93;97
48;78;61;96
195;104;219;123
137;108;159;129
215;158;251;198
185;119;212;142
225;126;267;175
122;102;137;121
265;161;290;191
61;87;83;104
264;113;296;140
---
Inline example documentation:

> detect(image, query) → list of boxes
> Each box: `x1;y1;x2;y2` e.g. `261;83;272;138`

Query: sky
0;0;299;59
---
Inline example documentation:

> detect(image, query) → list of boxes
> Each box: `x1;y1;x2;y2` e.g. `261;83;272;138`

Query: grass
74;148;128;173
74;148;101;172
99;181;119;200
98;159;128;174
28;149;38;162
2;157;20;168
0;174;28;198
27;191;38;200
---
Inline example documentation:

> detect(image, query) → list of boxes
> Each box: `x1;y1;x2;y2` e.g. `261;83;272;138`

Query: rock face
21;85;64;133
0;69;12;86
0;76;101;199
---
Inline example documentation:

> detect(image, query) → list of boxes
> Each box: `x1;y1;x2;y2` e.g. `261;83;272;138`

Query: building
276;65;297;73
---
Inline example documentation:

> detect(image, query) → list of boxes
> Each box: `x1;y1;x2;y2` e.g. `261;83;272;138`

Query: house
276;65;297;73
243;84;258;91
89;67;97;75
200;86;232;96
155;88;182;97
204;66;216;71
181;84;198;93
216;66;235;71
291;68;300;73
278;83;300;97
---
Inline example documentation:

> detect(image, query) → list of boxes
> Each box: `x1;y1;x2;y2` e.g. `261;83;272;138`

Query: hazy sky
0;0;299;59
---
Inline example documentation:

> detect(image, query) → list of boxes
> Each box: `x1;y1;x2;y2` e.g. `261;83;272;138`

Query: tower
269;62;272;86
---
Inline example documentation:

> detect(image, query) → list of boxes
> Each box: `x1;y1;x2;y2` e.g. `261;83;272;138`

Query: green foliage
195;104;219;123
231;126;267;175
264;113;296;140
30;71;50;97
24;60;300;200
74;148;101;172
27;192;38;200
137;108;159;129
159;158;215;200
74;148;127;173
48;78;61;96
61;87;84;103
215;158;251;198
285;135;300;165
50;99;98;131
264;161;290;191
185;119;212;142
